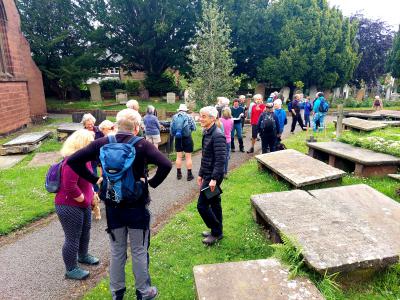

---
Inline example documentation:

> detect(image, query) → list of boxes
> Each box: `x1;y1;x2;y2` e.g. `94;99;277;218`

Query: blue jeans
224;143;230;174
231;122;243;150
313;112;326;132
304;113;311;127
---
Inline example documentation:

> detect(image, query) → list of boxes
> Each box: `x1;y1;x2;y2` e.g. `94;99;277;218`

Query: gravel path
0;116;334;300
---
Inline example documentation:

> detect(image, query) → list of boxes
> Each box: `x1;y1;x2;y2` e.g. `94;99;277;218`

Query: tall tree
351;14;393;86
386;26;400;78
189;0;236;106
89;0;200;76
17;0;105;99
257;0;360;90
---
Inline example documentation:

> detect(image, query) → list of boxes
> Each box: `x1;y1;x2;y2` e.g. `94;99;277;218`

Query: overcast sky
328;0;400;30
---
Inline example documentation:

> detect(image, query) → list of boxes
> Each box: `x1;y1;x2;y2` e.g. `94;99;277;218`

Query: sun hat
177;104;189;111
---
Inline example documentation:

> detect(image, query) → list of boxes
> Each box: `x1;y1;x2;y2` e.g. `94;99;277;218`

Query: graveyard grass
84;124;400;300
46;97;183;113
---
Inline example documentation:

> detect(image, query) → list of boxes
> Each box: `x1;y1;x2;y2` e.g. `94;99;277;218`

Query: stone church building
0;0;46;135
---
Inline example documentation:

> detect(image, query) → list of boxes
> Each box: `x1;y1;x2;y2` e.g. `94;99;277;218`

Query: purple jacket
55;160;94;208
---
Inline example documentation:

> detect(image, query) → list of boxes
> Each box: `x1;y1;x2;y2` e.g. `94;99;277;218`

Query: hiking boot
113;288;126;300
78;254;100;265
65;267;89;280
239;147;245;153
136;286;158;300
231;148;236;152
246;147;254;153
201;231;211;237
202;234;223;246
187;170;194;181
177;169;182;180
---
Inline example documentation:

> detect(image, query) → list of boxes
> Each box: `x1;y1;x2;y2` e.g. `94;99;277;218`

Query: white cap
177;104;189;111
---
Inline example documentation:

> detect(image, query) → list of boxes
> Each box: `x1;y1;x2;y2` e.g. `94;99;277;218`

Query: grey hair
116;108;141;132
126;99;139;110
98;120;114;131
81;113;96;125
200;106;218;119
253;94;263;101
146;105;155;114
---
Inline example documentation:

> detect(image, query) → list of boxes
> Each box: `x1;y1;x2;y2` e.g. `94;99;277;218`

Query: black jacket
199;124;226;180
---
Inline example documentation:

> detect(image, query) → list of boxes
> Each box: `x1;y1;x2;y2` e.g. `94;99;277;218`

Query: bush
100;79;125;93
330;97;400;108
144;71;180;96
125;80;141;95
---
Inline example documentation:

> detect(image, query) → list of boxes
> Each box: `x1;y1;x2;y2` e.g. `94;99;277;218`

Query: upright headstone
309;85;318;99
356;88;365;101
116;91;128;103
184;89;196;111
255;83;265;97
386;86;392;101
333;87;341;99
89;82;102;102
343;84;350;99
166;92;176;104
139;89;149;100
281;86;290;101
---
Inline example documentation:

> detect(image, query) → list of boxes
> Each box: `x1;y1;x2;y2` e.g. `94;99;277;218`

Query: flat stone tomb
27;152;62;167
3;131;52;147
347;112;383;120
57;123;83;133
373;120;400;127
193;259;324;300
338;117;387;131
251;184;400;275
308;141;400;177
255;149;345;188
388;174;400;181
0;155;26;170
381;110;400;120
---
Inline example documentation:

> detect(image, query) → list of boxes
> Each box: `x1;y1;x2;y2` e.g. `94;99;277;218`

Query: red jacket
251;104;266;125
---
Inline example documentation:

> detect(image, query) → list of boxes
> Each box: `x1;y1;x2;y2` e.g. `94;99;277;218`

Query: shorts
251;125;258;139
146;134;161;144
175;136;193;153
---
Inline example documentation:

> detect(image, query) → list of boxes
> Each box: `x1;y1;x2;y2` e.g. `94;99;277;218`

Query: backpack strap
108;134;117;144
127;136;144;146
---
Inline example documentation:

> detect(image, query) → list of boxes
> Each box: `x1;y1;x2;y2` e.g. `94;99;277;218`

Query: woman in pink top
220;107;234;178
55;129;99;280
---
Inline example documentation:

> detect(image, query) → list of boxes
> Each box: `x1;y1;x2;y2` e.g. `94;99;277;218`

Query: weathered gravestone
193;259;324;300
251;184;400;279
1;131;52;155
166;92;176;104
57;123;83;141
0;155;26;169
347;112;383;120
88;82;102;102
307;141;400;177
388;174;400;181
334;117;387;132
28;152;62;167
281;86;290;101
115;91;128;103
255;149;345;188
356;88;365;101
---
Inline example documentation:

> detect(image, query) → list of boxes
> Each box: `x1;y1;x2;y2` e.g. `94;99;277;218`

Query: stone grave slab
388;174;400;181
0;155;26;169
251;184;400;276
27;152;62;167
57;123;83;141
347;112;382;120
255;149;345;188
381;110;400;120
3;131;52;147
337;117;387;131
373;120;400;127
308;141;400;177
193;259;324;300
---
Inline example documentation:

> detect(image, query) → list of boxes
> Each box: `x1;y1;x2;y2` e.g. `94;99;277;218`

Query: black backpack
260;113;276;135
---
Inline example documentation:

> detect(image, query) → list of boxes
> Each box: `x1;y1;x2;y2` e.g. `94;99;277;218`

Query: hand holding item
209;179;216;192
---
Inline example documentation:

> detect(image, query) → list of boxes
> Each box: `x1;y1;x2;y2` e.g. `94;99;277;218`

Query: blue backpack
172;113;190;138
99;135;147;206
45;159;64;193
319;98;329;113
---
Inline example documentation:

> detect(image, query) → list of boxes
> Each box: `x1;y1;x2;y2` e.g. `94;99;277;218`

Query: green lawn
46;98;183;113
83;125;400;300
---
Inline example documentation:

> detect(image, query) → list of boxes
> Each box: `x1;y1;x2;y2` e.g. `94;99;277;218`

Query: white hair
126;99;139;110
146;105;155;114
81;113;96;125
200;106;218;119
98;120;114;131
253;94;263;101
217;97;230;106
116;108;141;132
274;99;282;109
239;95;246;100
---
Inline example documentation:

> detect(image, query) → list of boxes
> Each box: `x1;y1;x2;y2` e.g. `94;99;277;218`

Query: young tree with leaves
386;26;400;79
189;0;237;106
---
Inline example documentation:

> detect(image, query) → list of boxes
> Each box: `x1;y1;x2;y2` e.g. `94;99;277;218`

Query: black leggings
56;205;92;271
291;112;305;132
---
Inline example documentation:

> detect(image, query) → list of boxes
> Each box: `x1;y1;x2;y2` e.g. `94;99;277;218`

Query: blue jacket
313;97;325;113
143;114;160;135
304;102;312;115
274;109;287;134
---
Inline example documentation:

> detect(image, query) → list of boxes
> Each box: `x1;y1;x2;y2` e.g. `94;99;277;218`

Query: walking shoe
202;234;223;246
187;173;194;181
239;147;245;153
78;254;100;265
246;147;254;153
65;267;89;280
231;148;236;152
136;286;158;300
201;231;211;237
177;169;182;180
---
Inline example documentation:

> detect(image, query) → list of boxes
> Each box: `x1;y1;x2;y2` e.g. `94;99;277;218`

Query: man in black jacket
197;106;227;245
67;109;172;300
